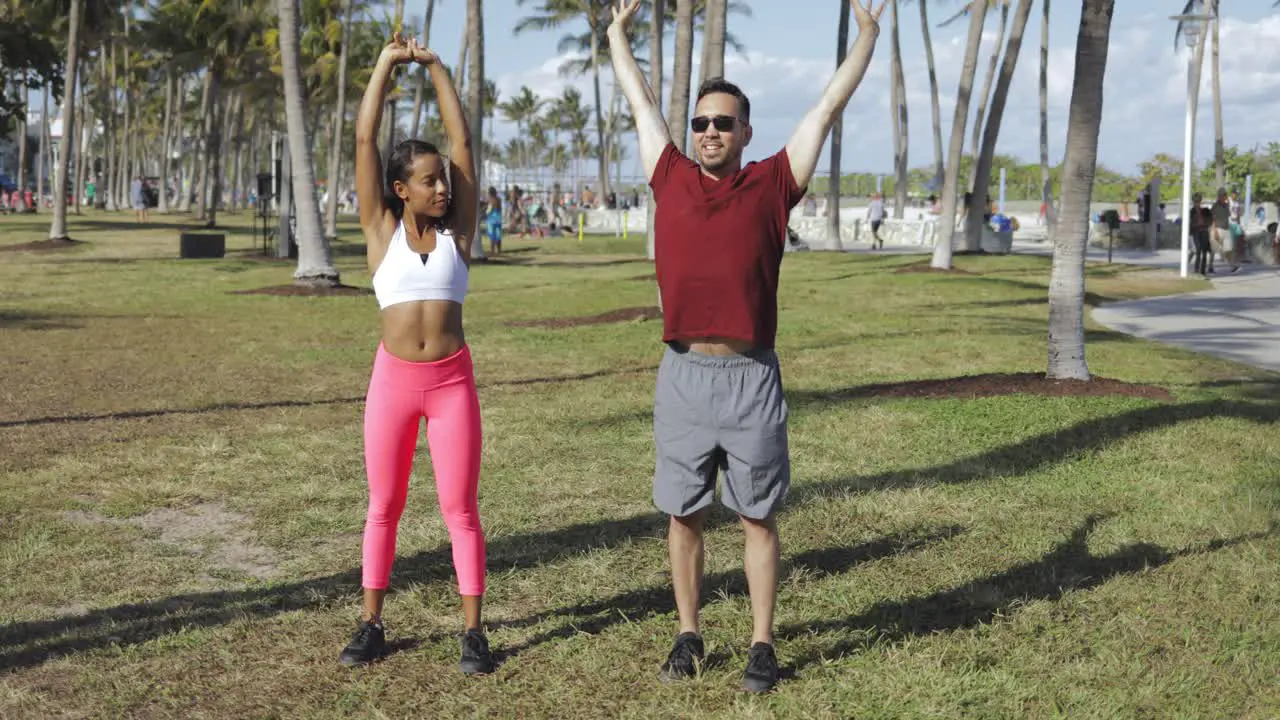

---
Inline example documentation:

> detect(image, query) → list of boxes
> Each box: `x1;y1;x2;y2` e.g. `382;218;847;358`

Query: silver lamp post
1171;8;1212;278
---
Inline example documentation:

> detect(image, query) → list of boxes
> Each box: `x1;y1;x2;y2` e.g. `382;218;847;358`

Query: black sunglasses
690;115;737;133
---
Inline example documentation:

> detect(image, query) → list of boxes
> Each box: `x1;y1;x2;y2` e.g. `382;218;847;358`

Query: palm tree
1039;0;1053;230
1175;0;1223;188
515;0;612;199
1047;0;1115;380
646;0;664;259
324;0;355;240
963;0;1032;250
278;0;339;286
827;0;850;248
888;0;908;219
971;1;1008;188
697;0;727;85
467;0;485;260
930;0;989;269
497;86;545;173
48;0;85;242
915;0;945;191
668;0;694;155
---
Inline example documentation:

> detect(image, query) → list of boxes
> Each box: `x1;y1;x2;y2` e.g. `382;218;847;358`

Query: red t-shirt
650;143;805;349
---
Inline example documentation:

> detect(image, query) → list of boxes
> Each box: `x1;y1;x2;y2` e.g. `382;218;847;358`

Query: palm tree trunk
970;1;1009;190
206;77;229;227
73;77;86;215
325;0;355;240
37;87;48;203
17;82;28;210
889;0;908;220
964;0;1033;251
828;0;850;248
278;0;340;285
229;98;247;213
698;0;727;86
194;67;216;218
1039;0;1053;231
919;0;944;190
668;0;695;155
1047;0;1114;380
467;0;486;260
158;68;175;213
48;0;83;240
589;22;610;200
930;0;989;269
646;0;665;261
1211;6;1223;188
104;42;118;211
409;0;436;139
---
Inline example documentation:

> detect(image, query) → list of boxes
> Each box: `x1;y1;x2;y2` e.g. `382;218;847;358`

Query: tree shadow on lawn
0;366;655;430
777;514;1276;672
0;399;1275;672
486;524;965;669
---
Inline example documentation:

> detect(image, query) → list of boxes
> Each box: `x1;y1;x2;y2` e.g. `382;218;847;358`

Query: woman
338;33;493;676
484;186;503;255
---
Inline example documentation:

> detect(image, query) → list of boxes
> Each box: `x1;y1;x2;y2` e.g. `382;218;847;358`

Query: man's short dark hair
696;78;751;123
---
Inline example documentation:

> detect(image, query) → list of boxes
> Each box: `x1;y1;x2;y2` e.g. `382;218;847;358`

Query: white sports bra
372;221;469;309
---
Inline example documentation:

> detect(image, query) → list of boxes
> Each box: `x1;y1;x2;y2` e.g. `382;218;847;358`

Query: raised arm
607;0;671;184
785;1;885;190
423;50;478;261
355;35;415;256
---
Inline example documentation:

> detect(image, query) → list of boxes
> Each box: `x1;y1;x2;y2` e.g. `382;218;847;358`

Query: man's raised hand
852;0;887;33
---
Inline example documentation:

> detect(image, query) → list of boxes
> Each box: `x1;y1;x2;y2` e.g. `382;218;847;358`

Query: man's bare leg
741;514;780;645
669;508;709;635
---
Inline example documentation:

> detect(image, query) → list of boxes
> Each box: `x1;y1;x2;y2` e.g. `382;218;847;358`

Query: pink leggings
362;343;485;595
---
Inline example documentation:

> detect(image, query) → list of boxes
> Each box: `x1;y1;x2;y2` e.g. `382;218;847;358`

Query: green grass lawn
1;211;1277;718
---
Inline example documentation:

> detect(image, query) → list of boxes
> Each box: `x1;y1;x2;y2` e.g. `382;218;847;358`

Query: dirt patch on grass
814;373;1174;402
508;305;663;328
231;284;373;297
0;238;86;253
629;273;658;281
894;262;978;275
63;503;279;579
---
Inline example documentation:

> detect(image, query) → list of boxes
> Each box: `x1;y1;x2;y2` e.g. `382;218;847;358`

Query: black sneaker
459;628;495;676
659;632;704;681
742;642;780;693
338;620;387;667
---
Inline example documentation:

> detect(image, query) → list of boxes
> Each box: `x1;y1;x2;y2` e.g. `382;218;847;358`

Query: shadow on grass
0;366;656;429
0;310;84;331
488;524;964;663
778;515;1276;671
0;399;1276;671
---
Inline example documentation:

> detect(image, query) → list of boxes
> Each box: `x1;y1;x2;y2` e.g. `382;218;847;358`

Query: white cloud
485;15;1280;178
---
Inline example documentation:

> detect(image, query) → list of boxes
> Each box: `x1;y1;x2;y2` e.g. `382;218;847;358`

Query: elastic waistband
664;342;777;368
372;343;474;387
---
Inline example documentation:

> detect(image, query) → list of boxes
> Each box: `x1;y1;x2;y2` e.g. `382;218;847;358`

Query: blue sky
402;0;1280;178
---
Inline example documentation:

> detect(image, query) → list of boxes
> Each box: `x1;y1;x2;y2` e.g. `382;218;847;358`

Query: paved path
820;237;1280;373
1091;264;1280;373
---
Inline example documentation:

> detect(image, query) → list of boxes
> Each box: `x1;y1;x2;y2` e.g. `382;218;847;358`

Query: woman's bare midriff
380;300;466;362
675;336;756;356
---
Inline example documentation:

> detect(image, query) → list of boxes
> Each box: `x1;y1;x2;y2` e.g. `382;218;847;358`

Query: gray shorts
653;344;790;520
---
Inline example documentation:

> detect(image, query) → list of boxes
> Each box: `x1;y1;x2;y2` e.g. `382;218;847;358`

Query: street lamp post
1172;10;1211;278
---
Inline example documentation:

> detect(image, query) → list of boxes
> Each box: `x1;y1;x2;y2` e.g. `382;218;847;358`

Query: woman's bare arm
355;36;414;268
424;56;477;262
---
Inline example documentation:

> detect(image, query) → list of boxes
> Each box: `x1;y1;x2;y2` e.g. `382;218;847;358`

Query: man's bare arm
607;0;672;183
786;1;885;190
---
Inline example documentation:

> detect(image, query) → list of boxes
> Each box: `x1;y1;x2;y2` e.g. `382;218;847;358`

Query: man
130;176;149;223
1212;187;1240;273
606;0;883;694
867;192;886;249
